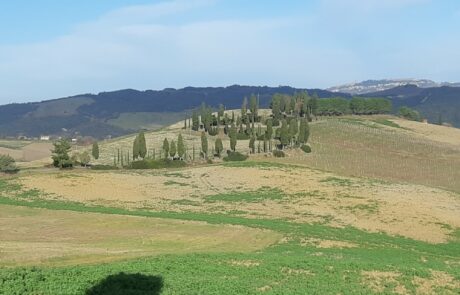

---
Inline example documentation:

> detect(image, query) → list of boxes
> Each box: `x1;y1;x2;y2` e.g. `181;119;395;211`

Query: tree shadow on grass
85;272;163;295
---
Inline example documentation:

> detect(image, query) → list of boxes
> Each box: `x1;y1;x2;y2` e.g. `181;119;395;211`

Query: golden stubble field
0;204;280;266
19;164;460;244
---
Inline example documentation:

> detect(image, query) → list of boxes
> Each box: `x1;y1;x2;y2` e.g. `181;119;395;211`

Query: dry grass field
0;140;52;167
18;164;460;243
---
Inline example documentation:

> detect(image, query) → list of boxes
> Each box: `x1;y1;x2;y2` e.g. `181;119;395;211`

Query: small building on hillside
40;135;50;141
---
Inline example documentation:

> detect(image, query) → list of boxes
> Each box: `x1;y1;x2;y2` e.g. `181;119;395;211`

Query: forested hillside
365;85;460;127
0;86;346;139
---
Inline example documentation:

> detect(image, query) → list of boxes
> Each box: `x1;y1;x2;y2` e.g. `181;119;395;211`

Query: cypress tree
298;119;306;144
290;96;296;115
177;134;185;159
229;123;237;151
92;142;99;160
163;138;169;158
132;136;139;160
138;131;147;159
218;104;225;118
249;94;257;124
304;120;310;143
271;94;281;121
280;119;289;149
201;132;208;158
289;118;298;145
266;119;273;139
170;140;176;158
241;97;247;123
249;135;255;154
192;111;199;131
215;138;223;157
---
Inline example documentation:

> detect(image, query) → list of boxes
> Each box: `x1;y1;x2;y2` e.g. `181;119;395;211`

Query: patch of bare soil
412;270;460;295
361;271;407;294
228;259;261;267
18;164;460;243
300;238;358;249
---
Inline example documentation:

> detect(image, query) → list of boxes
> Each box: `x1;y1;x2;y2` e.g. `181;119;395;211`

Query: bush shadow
85;272;163;295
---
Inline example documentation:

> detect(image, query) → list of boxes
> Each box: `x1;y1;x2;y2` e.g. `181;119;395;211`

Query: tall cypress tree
132;136;140;160
163;138;169;158
192;111;199;131
177;134;185;159
215;138;223;157
298;119;306;144
241;97;248;124
201;132;208;158
138;131;147;159
280;119;289;149
249;135;255;154
169;140;176;158
266;119;273;139
92;142;99;160
229;123;237;151
289;118;298;145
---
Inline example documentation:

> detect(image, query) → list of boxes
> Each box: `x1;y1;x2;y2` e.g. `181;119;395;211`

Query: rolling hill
0;83;459;140
0;86;345;139
365;85;460;127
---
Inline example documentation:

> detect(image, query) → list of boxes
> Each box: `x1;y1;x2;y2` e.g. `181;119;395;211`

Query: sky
0;0;459;104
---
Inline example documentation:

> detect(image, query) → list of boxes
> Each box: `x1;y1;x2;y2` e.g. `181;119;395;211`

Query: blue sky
0;0;459;103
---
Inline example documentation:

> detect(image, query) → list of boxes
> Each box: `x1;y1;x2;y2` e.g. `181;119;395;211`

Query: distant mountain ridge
1;83;458;139
365;85;460;127
0;85;346;139
329;79;460;95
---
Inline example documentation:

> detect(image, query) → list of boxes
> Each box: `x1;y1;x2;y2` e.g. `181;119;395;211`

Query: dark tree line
316;97;392;116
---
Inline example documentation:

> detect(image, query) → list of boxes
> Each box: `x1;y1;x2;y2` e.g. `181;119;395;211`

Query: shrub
91;165;119;170
129;159;187;170
273;150;285;158
0;155;19;174
223;151;248;162
300;144;312;153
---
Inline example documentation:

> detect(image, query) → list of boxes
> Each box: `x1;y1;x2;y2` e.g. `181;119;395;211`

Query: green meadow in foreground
0;178;459;295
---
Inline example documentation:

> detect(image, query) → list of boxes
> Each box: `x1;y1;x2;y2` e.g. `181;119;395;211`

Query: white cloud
0;0;361;102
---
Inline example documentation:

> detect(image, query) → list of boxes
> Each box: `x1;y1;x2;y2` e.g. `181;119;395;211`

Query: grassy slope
106;111;188;131
263;116;460;193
